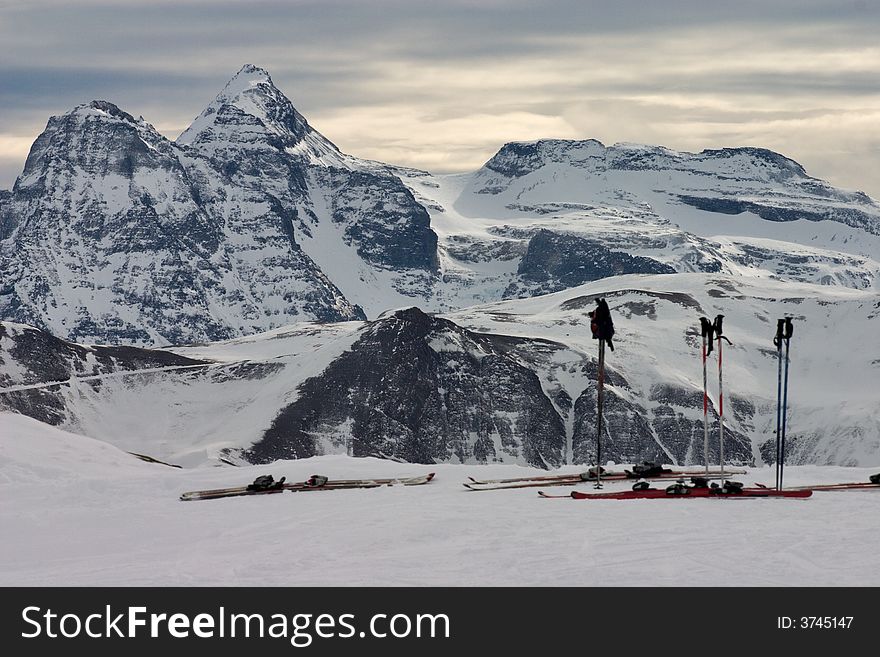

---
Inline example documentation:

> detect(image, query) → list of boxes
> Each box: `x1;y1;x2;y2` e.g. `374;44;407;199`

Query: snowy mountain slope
396;141;880;309
0;319;365;467
177;65;439;315
466;139;880;241
3;412;880;587
448;274;880;467
0;321;208;426
3;270;877;468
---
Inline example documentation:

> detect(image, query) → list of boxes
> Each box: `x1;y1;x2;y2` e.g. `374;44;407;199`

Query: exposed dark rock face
445;235;526;263
506;229;675;297
570;361;666;465
677;195;880;235
317;168;439;272
246;308;567;466
242;306;757;468
560;290;703;313
647;383;753;466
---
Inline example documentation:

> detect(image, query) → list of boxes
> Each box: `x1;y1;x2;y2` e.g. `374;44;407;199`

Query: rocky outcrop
245;308;566;466
506;229;675;298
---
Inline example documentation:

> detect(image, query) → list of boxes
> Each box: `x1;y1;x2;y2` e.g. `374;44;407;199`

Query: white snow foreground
2;413;878;587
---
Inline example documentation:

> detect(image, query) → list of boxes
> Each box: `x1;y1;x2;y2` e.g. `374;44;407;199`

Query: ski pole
589;299;614;489
718;331;724;478
779;317;794;490
773;319;785;490
595;338;605;489
713;315;732;481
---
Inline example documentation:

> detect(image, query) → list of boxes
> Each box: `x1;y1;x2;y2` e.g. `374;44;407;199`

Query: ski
180;473;435;501
181;479;393;501
568;487;812;500
464;469;745;491
464;480;586;491
754;481;879;492
467;472;594;485
537;490;575;499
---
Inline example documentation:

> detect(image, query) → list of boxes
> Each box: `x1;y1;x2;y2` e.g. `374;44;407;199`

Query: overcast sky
1;0;879;197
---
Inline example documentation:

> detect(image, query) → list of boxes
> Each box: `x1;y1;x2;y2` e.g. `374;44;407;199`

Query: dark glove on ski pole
712;314;733;346
589;298;615;352
700;316;715;355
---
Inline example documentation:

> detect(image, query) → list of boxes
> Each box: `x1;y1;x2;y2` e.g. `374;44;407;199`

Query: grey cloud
1;1;879;196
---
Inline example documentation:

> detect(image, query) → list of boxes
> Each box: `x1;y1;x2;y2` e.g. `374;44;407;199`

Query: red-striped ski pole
712;315;732;482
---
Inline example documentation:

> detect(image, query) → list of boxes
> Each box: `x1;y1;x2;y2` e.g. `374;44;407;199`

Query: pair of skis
179;473;435;501
539;474;880;499
538;486;812;500
464;468;746;491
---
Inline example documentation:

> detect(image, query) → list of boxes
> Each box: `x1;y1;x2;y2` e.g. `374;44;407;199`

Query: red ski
568;487;812;500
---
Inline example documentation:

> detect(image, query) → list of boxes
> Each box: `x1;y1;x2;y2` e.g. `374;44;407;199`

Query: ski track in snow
0;363;217;394
1;413;878;587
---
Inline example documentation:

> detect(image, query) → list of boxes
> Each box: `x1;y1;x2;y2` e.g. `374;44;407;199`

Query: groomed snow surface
2;413;877;587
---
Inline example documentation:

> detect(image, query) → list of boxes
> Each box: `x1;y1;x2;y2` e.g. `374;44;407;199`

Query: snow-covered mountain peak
68;99;138;122
699;146;806;177
481;138;812;182
204;63;289;123
483;138;607;177
14;99;173;192
56;100;164;143
226;63;274;88
177;64;343;166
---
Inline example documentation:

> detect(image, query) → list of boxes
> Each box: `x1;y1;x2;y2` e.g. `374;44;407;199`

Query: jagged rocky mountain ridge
0;66;437;345
2;65;880;346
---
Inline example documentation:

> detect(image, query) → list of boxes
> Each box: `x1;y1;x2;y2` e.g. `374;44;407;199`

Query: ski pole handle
774;318;785;347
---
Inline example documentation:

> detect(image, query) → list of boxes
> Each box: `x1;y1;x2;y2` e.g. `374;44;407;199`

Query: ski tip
426;472;436;481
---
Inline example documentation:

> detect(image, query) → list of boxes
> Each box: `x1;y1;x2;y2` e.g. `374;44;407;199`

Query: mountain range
1;65;878;468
